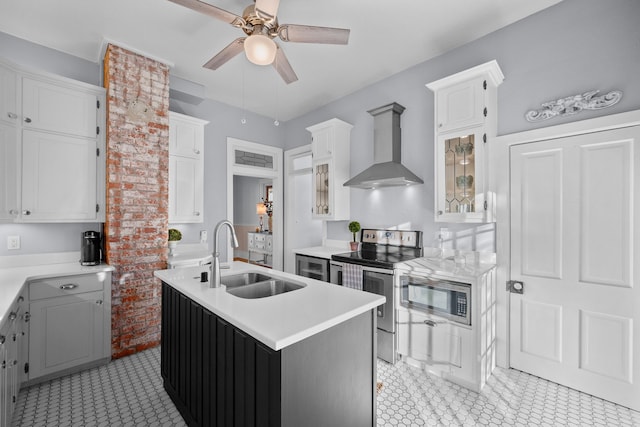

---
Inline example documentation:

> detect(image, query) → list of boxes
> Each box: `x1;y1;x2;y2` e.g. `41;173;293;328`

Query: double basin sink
221;272;305;299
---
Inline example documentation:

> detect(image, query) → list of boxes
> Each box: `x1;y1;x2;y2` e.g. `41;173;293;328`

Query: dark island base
161;282;377;427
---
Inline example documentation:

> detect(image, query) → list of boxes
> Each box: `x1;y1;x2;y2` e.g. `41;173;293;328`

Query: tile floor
11;347;640;427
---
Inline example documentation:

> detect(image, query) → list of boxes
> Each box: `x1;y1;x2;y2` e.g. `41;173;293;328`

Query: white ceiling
0;0;561;121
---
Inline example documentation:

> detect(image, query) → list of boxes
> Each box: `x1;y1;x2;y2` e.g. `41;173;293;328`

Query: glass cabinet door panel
444;134;476;214
314;162;330;215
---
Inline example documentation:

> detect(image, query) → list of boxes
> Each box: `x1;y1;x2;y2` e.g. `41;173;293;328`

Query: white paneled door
509;126;639;411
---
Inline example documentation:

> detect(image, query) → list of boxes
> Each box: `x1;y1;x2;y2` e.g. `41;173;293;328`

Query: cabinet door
170;115;204;159
28;290;104;380
22;77;97;138
312;160;333;218
21;130;97;221
0;123;18;221
435;77;485;133
435;129;490;223
397;309;460;370
311;127;333;159
169;155;203;223
0;64;18;126
0;323;9;427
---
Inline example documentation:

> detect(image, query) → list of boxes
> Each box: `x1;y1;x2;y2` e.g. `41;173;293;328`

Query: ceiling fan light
244;34;277;65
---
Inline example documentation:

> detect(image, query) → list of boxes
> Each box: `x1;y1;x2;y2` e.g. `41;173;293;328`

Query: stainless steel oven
330;229;423;364
330;261;396;362
400;275;471;325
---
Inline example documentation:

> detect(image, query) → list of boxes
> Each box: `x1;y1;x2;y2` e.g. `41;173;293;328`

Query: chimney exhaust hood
344;102;424;189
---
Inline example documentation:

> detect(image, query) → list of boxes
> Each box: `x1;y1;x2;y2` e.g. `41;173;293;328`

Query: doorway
283;145;323;273
227;138;283;270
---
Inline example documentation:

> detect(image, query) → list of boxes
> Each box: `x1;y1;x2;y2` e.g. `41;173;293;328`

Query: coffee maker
80;231;102;265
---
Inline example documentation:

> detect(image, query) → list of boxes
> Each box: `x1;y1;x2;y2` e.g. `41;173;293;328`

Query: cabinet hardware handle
8;312;17;321
96;300;103;305
423;320;438;327
24;117;32;123
24;312;30;322
193;148;201;154
1;361;5;369
194;211;201;216
7;112;18;119
0;335;5;344
22;210;31;215
18;296;24;303
59;284;78;290
437;210;443;215
8;209;18;215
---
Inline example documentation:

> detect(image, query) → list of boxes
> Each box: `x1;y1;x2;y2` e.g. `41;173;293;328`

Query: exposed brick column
103;44;170;359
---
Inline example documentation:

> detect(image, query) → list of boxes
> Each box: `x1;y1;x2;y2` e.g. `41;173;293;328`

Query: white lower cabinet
0;294;26;427
27;272;111;383
398;309;463;372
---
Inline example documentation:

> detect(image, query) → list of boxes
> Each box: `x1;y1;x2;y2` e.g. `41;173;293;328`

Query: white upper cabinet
427;60;504;223
307;118;352;220
0;58;105;223
169;112;205;159
168;112;208;223
0;64;17;126
22;77;98;138
434;76;487;133
21;130;97;221
0;123;17;221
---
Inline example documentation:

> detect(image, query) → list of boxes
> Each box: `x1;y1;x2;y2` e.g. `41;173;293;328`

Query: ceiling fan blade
272;46;298;84
278;24;350;44
254;0;280;21
169;0;243;25
203;37;246;70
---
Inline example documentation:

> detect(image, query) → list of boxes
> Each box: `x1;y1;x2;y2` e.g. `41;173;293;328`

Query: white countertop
0;256;114;326
154;261;385;351
293;246;349;260
398;256;496;281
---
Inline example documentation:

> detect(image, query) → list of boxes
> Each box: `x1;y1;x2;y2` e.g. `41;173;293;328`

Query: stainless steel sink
220;272;273;288
225;278;306;299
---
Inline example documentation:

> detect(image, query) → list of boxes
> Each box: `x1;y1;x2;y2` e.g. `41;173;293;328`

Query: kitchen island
154;262;385;427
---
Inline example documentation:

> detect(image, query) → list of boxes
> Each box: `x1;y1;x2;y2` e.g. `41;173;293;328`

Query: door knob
24;117;32;123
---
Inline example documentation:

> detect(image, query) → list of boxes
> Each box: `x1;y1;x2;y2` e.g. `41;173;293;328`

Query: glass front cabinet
436;129;488;222
307;118;353;220
427;60;504;223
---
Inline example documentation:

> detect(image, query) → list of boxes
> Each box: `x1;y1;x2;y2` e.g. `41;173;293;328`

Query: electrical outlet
200;230;208;243
7;235;20;250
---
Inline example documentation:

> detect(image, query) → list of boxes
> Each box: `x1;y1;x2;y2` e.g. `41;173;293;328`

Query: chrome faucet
211;220;239;288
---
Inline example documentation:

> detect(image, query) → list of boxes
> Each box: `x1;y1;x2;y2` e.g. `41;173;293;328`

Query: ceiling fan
169;0;351;84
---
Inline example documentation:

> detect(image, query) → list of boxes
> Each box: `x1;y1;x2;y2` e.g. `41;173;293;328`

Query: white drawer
29;273;104;300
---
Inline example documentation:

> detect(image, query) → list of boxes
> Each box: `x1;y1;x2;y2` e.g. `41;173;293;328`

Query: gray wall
285;0;640;251
1;0;639;256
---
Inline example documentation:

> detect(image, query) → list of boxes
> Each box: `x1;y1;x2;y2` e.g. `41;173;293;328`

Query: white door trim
492;109;640;368
227;137;283;270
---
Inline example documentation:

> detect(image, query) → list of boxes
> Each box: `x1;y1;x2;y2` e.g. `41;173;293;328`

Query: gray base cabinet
161;282;377;427
26;272;111;384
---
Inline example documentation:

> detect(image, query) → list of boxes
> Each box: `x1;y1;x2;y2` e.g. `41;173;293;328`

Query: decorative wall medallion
525;90;622;122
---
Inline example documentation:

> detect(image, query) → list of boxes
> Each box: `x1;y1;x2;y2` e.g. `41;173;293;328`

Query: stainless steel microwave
399;275;471;325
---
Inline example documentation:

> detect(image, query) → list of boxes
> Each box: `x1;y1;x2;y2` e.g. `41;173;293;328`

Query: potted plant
348;221;361;251
168;228;182;254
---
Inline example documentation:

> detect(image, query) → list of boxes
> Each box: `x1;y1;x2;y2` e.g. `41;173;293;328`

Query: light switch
7;235;20;250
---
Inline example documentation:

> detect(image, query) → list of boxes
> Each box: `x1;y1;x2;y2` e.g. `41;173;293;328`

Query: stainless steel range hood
343;102;424;189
